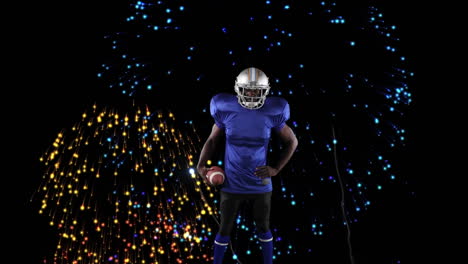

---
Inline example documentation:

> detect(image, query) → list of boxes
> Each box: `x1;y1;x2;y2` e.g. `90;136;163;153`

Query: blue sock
214;233;230;264
258;231;273;264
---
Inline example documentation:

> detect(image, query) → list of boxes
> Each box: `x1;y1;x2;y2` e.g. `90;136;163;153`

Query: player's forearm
273;138;298;172
197;138;216;172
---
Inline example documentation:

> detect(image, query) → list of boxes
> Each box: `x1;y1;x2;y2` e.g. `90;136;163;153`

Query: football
206;166;225;186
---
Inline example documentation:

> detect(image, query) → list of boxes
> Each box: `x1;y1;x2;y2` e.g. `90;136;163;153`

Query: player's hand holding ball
197;166;225;186
206;166;225;186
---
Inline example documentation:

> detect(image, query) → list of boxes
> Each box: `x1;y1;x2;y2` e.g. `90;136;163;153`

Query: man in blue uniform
197;67;298;264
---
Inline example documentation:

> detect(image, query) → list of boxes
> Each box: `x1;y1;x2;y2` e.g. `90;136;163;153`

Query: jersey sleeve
272;101;290;131
210;96;226;129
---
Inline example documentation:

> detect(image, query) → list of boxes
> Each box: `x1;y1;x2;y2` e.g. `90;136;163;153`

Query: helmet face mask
234;67;270;109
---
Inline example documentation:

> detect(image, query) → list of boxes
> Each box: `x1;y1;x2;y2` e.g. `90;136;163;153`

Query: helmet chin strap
245;102;257;108
237;95;265;109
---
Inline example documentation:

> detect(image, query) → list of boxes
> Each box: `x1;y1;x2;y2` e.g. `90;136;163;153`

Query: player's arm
197;124;225;178
274;124;298;172
256;124;298;178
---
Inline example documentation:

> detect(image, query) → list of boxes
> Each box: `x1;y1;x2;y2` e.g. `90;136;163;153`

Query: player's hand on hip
255;166;278;178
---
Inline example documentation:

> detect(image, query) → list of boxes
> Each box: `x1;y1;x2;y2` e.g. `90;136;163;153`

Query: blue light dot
248;46;252;51
377;185;382;190
284;5;290;10
350;41;355;46
166;8;171;13
233;255;238;260
401;56;406;61
291;201;296;206
332;139;337;144
357;183;362;188
222;27;227;33
107;137;112;142
179;6;184;11
349;169;354;175
218;160;223;165
189;168;195;175
247;250;251;255
147;85;152;90
374;118;380;124
267;15;272;19
142;14;148;19
266;0;271;4
299;64;304;68
166;18;172;24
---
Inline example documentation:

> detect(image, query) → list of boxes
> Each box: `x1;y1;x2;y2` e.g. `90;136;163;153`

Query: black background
7;0;428;263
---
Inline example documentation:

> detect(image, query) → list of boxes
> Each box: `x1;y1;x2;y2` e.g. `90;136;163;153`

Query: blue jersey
210;93;290;194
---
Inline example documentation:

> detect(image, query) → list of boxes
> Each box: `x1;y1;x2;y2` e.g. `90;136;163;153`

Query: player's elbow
285;134;298;150
291;135;298;150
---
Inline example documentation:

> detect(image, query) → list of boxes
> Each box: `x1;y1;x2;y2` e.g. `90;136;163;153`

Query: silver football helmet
234;67;270;109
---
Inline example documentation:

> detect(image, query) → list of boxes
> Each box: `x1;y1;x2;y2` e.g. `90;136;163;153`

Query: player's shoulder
265;96;289;110
211;93;237;111
212;93;236;102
